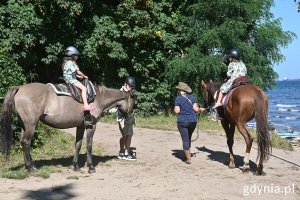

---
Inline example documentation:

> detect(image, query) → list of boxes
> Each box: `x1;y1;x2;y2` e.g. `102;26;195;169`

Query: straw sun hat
175;82;192;93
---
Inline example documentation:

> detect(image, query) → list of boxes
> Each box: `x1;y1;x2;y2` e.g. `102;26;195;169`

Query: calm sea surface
267;80;300;133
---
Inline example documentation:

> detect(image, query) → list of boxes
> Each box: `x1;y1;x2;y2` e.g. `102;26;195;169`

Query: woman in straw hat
174;82;206;164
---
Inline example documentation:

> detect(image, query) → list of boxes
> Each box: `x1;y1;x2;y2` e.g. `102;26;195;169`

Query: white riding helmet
65;46;80;56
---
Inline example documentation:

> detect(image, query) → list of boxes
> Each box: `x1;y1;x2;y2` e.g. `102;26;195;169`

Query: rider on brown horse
212;49;247;109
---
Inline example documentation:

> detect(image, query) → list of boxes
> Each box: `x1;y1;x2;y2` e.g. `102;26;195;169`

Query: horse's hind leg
236;123;253;172
72;127;85;172
221;121;236;168
257;156;264;175
20;127;37;171
86;125;96;174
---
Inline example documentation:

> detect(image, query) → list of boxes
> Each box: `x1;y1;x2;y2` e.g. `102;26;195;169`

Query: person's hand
200;108;206;113
76;75;83;79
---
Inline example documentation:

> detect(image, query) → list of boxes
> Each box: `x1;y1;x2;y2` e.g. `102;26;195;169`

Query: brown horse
201;80;271;175
0;82;134;173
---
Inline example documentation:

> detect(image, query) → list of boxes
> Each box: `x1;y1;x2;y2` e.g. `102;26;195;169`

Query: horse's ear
201;80;206;89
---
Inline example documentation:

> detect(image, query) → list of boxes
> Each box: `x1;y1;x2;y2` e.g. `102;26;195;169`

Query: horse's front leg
86;124;96;174
72;127;85;172
221;120;236;168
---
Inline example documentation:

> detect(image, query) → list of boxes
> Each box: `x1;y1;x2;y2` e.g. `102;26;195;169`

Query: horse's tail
254;90;271;162
0;86;19;157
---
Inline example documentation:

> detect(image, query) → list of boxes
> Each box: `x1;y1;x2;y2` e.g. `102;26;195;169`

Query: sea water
267;80;300;133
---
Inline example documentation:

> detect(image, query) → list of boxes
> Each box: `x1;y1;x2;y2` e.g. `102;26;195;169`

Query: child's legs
216;92;224;103
73;82;88;106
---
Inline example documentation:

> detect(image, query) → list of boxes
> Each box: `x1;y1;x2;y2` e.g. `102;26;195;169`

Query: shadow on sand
9;154;116;171
195;146;257;172
22;183;76;200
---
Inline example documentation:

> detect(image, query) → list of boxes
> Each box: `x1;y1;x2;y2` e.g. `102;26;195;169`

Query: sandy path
0;122;300;200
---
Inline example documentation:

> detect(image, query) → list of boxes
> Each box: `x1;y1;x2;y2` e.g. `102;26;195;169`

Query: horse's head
96;85;135;116
201;80;221;108
117;91;135;117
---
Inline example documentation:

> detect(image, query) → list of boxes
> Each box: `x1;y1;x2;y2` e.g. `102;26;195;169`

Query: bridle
121;90;135;118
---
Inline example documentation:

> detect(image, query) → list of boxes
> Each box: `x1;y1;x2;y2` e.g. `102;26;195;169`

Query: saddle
48;78;96;103
216;76;250;120
231;76;250;89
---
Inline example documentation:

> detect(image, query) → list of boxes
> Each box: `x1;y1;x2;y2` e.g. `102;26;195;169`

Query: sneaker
122;154;137;161
83;105;95;111
212;102;223;109
117;152;125;159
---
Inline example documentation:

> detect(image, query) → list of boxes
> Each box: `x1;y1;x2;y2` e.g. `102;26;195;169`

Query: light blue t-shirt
63;60;79;84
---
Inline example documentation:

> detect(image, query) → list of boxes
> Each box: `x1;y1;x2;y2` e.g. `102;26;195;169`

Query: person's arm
76;70;88;79
193;103;206;113
226;63;234;78
174;106;180;114
193;103;199;112
199;107;206;113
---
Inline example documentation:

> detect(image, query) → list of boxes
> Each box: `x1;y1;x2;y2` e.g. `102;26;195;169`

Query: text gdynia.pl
243;183;295;196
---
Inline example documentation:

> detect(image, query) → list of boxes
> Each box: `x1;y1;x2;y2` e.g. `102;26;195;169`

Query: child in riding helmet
117;76;137;161
62;46;95;111
212;48;247;109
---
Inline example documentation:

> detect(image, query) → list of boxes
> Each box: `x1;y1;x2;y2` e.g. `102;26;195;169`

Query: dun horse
0;82;134;173
201;80;271;175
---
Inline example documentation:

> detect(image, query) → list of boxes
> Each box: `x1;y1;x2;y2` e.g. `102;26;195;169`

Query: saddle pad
48;81;96;103
47;83;71;96
222;89;235;108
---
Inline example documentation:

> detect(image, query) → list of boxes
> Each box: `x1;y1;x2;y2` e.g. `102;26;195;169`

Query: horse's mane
208;81;222;94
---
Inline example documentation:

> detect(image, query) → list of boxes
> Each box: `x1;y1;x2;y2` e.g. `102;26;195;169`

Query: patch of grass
271;134;293;151
102;113;224;132
0;168;29;179
66;175;79;180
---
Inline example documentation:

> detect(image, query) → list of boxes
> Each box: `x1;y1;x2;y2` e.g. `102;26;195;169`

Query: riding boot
184;149;191;164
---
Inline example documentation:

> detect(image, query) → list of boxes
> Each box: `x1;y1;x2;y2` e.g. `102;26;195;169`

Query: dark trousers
177;122;197;150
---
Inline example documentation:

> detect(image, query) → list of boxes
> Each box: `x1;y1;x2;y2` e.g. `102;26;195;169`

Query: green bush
0;49;26;98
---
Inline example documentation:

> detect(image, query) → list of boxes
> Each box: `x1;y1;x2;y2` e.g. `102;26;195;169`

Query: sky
271;0;300;80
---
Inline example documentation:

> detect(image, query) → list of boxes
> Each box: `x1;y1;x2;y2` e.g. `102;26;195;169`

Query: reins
123;90;134;118
191;113;200;142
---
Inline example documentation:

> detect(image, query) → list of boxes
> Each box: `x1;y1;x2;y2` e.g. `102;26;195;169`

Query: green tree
0;50;26;98
0;0;296;116
165;0;295;92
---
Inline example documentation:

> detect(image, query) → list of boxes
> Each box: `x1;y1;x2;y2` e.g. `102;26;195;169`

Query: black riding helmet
125;76;136;88
223;48;241;65
229;48;241;60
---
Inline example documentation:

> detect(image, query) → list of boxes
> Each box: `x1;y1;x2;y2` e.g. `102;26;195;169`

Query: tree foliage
0;50;26;98
165;0;295;91
0;0;296;115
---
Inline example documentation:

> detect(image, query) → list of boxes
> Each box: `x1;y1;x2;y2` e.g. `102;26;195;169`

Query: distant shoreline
278;78;300;81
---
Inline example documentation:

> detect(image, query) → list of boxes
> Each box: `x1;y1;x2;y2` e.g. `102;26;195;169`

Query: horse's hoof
228;162;236;169
256;164;264;175
25;165;37;172
242;165;250;173
73;165;81;172
256;170;265;176
88;165;96;174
